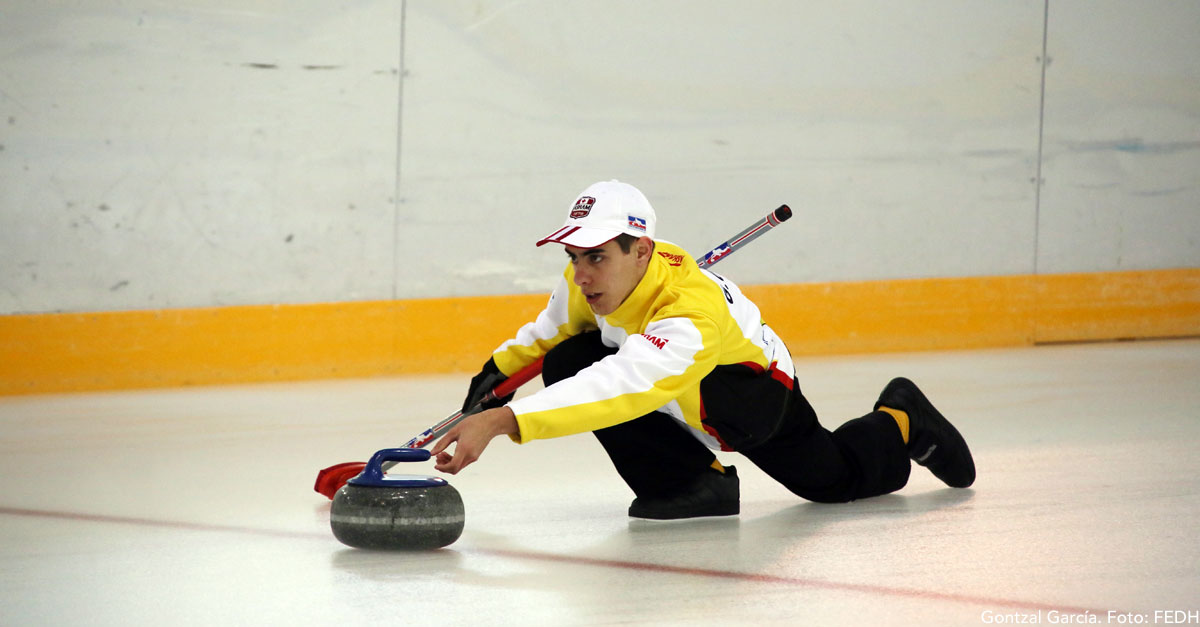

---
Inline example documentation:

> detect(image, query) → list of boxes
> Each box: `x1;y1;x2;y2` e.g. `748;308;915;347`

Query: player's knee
542;331;615;386
788;483;858;504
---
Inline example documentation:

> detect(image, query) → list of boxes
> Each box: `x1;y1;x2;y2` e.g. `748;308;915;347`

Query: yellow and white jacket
495;240;796;450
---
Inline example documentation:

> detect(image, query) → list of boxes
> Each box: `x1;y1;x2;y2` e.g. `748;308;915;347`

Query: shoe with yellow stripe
876;377;976;488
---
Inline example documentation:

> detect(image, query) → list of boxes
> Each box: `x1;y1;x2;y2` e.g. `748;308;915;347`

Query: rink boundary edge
2;267;1197;395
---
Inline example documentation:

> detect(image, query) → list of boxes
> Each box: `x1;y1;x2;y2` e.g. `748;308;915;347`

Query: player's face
565;238;652;316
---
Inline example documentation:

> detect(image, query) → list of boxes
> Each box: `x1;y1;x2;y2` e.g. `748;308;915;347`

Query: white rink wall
1;0;1197;314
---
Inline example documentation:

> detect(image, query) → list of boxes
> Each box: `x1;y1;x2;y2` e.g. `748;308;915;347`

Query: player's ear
635;236;655;264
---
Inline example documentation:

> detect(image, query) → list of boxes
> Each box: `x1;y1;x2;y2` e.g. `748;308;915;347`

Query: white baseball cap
536;180;657;248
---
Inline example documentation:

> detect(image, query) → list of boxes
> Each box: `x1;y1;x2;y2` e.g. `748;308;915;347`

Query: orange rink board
1;268;1197;395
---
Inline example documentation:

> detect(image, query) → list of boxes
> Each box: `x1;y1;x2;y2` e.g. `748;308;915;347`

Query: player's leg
542;332;735;518
739;383;913;503
541;331;718;497
742;377;974;502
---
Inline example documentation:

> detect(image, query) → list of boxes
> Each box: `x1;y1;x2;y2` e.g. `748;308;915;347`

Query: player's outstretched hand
431;406;519;474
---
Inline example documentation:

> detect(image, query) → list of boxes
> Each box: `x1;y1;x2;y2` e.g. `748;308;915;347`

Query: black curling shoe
876;377;976;488
628;466;740;520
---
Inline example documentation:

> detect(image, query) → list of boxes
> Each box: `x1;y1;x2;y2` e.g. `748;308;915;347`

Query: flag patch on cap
570;197;596;219
628;216;647;232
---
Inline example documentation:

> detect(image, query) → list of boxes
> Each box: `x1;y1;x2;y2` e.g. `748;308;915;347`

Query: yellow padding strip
1;268;1196;396
0;295;547;396
743;268;1200;354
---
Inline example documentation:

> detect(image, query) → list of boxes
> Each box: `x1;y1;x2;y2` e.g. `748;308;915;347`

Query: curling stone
329;448;465;550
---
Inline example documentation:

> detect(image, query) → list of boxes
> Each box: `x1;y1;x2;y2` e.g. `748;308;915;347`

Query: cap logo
570;197;596;219
628;216;647;232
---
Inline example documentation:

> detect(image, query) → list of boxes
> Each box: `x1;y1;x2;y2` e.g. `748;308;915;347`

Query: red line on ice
0;505;1116;616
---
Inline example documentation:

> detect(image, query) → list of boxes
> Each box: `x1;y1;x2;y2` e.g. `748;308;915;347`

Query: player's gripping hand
461;358;514;414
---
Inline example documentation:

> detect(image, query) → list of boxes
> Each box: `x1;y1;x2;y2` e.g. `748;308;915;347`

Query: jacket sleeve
505;311;721;443
491;274;595;377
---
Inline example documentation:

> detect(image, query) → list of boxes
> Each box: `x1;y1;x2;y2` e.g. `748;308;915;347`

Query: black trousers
541;331;912;503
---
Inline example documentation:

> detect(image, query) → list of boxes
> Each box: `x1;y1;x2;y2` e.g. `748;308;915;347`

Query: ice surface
2;340;1198;626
